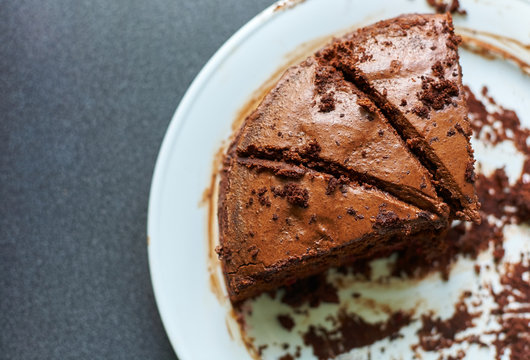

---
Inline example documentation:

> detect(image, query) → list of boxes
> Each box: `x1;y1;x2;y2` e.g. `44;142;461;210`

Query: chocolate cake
217;157;446;302
236;58;447;216
317;13;480;222
217;13;479;303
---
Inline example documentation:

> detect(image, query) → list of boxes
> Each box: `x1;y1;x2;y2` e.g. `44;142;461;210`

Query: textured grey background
1;0;274;359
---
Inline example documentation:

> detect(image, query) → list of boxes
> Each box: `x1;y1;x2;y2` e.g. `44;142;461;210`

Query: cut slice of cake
317;13;480;222
217;157;447;303
235;57;447;216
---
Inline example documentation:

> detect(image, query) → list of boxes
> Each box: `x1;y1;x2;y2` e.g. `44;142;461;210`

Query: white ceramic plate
147;0;530;359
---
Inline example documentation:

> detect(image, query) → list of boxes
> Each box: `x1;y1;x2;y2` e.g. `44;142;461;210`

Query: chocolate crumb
279;355;294;360
346;207;357;216
465;161;476;183
277;314;296;331
426;0;467;15
303;311;411;360
319;92;336;112
281;274;339;308
375;210;399;227
326;175;349;195
411;104;430;119
417;77;459;112
272;183;310;208
357;97;379;115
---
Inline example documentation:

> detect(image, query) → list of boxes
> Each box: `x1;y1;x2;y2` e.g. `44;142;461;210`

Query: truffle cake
217;13;479;303
217;157;446;302
317;13;480;222
235;58;447;216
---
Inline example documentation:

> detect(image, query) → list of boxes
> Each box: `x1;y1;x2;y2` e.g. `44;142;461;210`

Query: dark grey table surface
1;1;274;358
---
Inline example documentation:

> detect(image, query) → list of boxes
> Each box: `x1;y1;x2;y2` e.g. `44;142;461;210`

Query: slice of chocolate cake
217;13;480;303
317;13;480;222
235;58;447;216
217;157;447;303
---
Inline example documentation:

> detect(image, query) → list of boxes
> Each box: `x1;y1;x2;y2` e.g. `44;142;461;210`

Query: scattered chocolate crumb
465;161;476;183
277;314;296;331
357;97;379;115
417;77;459;113
431;61;445;79
272;213;279;221
375;210;399;227
447;128;456;137
308;214;317;224
346;207;357;216
281;274;339;308
272;183;310;208
466;86;530;155
325;175;349;195
474;264;480;275
319;92;336;112
314;65;342;95
278;354;294;360
416;301;477;351
411;104;430;119
274;167;306;179
426;0;467;15
257;187;272;206
302;311;411;360
215;245;232;262
490;261;530;359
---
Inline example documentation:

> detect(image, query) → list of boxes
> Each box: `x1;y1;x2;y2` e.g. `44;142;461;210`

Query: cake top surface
235;57;446;215
218;157;443;299
316;13;479;221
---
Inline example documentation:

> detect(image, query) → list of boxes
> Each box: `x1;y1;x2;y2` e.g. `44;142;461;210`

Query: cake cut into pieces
317;13;480;222
217;13;480;303
235;57;447;216
217;157;447;303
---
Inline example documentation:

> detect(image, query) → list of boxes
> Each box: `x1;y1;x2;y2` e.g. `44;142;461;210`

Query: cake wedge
317;13;480;222
217;157;447;303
